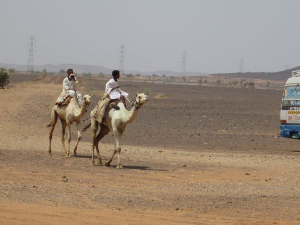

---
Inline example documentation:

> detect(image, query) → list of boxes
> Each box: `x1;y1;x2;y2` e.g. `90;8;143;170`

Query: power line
27;36;36;74
119;45;126;75
181;51;187;77
239;59;244;73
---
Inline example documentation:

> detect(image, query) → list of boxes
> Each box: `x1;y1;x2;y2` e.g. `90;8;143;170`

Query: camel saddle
91;94;125;124
55;92;81;106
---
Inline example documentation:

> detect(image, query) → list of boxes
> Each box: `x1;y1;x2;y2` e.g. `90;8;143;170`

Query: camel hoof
73;152;77;156
116;164;123;169
104;161;110;167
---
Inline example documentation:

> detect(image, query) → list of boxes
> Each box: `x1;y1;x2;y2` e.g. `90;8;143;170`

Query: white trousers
68;90;83;102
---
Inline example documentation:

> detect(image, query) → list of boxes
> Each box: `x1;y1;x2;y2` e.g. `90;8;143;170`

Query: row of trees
0;66;263;90
197;78;256;88
0;67;15;73
228;80;255;88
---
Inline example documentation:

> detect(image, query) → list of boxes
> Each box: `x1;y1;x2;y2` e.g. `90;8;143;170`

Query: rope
117;88;134;105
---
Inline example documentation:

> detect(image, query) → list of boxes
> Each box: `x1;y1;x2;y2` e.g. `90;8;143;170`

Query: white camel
48;95;91;157
83;93;148;168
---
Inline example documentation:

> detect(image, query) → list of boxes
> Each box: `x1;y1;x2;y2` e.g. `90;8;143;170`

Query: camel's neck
122;102;140;125
73;100;88;118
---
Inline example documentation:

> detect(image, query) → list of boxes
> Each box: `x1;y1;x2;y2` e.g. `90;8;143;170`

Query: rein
134;98;145;109
134;101;141;109
117;87;134;106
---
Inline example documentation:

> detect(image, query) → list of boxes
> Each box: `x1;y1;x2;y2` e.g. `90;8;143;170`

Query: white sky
1;0;300;73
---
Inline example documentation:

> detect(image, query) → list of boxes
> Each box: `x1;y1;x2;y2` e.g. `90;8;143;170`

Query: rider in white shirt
60;69;83;106
105;70;128;100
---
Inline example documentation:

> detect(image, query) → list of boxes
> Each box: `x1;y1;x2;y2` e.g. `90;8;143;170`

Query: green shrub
0;71;9;89
144;88;151;95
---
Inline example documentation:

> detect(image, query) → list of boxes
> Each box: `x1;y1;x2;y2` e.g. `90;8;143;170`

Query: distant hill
211;66;300;81
0;63;207;77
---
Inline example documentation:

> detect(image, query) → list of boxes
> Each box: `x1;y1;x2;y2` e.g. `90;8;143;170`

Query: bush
232;81;239;86
144;88;151;95
244;81;255;88
8;68;15;73
0;71;9;89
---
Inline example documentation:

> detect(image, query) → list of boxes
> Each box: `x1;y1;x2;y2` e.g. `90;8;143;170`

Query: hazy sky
1;0;300;73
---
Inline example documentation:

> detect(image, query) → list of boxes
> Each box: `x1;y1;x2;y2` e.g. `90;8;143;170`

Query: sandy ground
0;75;300;224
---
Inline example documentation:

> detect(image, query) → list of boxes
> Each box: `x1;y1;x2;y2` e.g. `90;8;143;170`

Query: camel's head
134;93;148;109
83;95;91;105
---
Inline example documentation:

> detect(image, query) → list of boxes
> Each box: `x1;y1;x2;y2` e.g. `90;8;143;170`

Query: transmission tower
181;51;187;77
285;64;289;70
119;45;126;75
27;36;36;73
239;59;244;73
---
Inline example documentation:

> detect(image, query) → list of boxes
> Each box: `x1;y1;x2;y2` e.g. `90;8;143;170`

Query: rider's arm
106;79;118;94
63;78;71;91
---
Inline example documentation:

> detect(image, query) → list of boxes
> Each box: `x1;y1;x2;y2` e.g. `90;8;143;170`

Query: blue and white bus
280;70;300;138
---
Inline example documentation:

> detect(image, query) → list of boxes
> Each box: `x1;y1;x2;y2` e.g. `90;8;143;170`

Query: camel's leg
105;128;122;168
91;119;98;165
105;148;117;167
73;121;82;156
60;119;67;157
48;108;58;156
66;122;72;157
94;124;110;165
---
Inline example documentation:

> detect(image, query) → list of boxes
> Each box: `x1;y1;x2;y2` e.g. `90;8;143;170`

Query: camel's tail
82;122;91;133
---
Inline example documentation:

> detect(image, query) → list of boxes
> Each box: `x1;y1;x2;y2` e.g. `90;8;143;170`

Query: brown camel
48;95;91;157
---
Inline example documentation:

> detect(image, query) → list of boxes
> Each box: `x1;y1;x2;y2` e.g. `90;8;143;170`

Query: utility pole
181;51;187;77
119;45;126;75
27;36;36;74
239;59;244;73
285;64;289;70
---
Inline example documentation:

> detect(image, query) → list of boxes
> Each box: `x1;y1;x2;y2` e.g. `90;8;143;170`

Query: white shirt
105;78;128;100
63;77;77;93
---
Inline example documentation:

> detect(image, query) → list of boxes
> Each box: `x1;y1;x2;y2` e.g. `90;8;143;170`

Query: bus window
284;86;300;99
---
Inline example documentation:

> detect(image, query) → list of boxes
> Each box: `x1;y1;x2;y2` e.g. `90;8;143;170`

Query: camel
83;93;148;168
48;95;91;157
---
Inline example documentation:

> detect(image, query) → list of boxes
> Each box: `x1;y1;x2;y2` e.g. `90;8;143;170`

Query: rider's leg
68;90;80;107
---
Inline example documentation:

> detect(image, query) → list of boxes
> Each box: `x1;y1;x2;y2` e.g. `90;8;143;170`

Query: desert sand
0;75;300;225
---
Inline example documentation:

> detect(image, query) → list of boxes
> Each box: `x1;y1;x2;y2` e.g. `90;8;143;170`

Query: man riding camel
90;70;129;123
56;69;83;107
105;70;129;109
